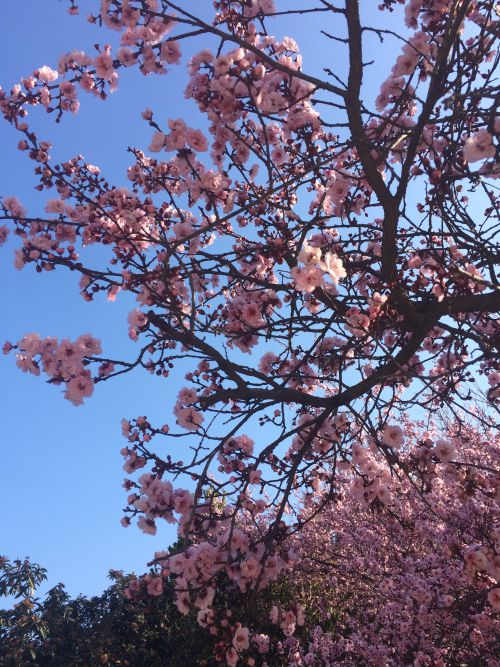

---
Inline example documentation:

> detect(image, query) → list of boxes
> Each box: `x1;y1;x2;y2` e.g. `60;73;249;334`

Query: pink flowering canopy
1;0;499;664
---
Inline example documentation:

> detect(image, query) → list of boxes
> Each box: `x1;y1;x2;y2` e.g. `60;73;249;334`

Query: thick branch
344;0;399;282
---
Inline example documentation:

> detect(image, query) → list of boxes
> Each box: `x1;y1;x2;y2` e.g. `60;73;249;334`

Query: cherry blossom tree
1;0;499;664
275;417;500;666
67;417;500;666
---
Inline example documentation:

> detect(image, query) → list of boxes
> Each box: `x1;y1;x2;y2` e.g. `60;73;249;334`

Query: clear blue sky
0;1;404;599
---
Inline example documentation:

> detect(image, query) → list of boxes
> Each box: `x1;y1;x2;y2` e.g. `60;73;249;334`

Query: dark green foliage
0;551;315;666
0;556;215;666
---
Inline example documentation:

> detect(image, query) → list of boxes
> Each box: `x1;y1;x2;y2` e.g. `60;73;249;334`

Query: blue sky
0;1;405;599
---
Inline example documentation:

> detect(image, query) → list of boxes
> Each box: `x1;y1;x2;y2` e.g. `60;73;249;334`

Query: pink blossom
487;588;500;611
147;576;163;596
382;424;404;449
321;252;346;284
433;438;456;462
240;558;260;579
175;405;204;431
175;593;190;615
177;387;198;405
187;129;208;152
65;372;94;405
160;41;181;65
17;333;42;355
45;199;65;214
197;608;215;627
253;633;270;654
463;130;496;163
249;469;262;484
149;131;166;153
226;647;238;667
94;50;115;80
291;266;323;293
258;351;278;374
36;65;58;82
464;544;488;571
60;81;77;99
0;225;9;246
137;516;157;535
298;241;322;265
16;354;40;375
173;489;193;515
117;47;137;67
232;625;250;652
3;196;26;218
127;309;148;339
195;586;215;609
488;371;500;387
76;333;102;356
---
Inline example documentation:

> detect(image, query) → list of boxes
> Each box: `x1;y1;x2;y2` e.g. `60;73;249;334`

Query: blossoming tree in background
1;0;499;664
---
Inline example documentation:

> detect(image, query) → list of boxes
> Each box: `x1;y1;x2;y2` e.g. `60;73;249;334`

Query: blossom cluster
4;332;101;405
